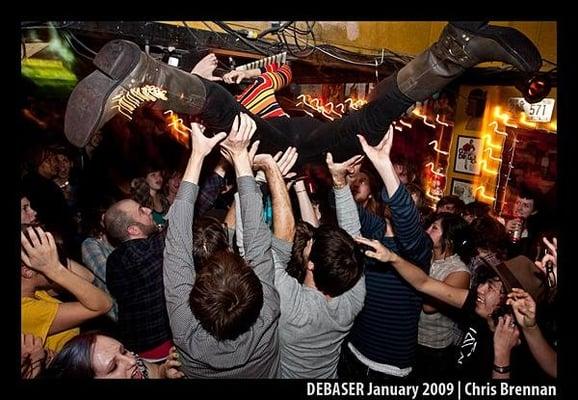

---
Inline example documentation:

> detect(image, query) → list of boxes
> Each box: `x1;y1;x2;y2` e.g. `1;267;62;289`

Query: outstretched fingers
277;147;298;177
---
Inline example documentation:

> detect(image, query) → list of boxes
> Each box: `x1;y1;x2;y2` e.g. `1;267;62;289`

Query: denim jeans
197;74;413;164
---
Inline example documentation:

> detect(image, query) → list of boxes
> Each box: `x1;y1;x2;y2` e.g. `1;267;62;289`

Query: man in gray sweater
258;150;366;378
163;113;280;378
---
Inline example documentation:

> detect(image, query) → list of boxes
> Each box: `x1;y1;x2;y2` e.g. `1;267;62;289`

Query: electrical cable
66;31;97;55
212;21;270;56
61;32;94;60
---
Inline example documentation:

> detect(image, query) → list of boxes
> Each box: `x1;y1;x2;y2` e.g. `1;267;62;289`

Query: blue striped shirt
348;184;432;370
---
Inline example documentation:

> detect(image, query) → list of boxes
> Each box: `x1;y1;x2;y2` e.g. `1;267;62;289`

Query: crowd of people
20;21;558;381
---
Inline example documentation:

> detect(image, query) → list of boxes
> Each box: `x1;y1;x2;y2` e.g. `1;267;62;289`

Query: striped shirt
348;184;432;373
236;63;292;120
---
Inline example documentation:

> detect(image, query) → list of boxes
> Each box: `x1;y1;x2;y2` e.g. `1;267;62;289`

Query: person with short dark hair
103;198;172;361
462;201;492;223
505;185;544;257
436;195;465;215
163;113;280;378
259;150;365;378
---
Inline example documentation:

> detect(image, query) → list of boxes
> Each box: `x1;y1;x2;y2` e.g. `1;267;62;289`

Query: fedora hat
484;255;548;303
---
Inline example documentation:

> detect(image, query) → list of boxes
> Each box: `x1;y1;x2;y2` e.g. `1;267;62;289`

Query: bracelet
493;364;511;374
295;190;307;194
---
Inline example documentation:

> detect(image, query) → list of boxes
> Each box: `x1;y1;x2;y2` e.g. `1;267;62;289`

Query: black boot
65;40;207;147
391;22;543;103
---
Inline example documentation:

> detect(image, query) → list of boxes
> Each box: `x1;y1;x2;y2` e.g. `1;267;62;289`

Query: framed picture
454;135;483;175
451;178;476;204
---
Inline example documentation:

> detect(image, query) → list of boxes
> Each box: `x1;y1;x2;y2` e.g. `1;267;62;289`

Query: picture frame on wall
451;178;476;205
454;135;483;175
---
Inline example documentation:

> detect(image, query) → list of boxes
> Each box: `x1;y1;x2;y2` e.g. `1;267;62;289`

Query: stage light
517;73;552;104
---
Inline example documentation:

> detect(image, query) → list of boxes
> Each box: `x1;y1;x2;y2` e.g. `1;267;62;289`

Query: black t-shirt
455;290;494;380
455;290;555;383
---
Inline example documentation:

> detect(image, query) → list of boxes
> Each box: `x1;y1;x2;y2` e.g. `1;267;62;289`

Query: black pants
337;341;412;381
414;344;457;380
197;75;413;165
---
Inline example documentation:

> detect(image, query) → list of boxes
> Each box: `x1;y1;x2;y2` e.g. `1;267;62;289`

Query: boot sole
93;40;142;80
64;70;118;148
464;25;542;72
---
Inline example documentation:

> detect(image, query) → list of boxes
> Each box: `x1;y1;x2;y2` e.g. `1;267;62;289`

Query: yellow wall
162;21;556;68
445;84;557;210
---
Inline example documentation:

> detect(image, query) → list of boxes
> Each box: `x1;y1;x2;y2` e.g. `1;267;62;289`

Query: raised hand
506;288;537;329
21;333;47;379
219;113;257;159
21;227;61;274
493;314;521;358
273;146;298;180
190;53;222;81
159;347;185;379
326;152;364;187
535;236;557;286
357;125;394;164
189;122;227;159
223;70;250;84
354;236;397;263
248;140;261;164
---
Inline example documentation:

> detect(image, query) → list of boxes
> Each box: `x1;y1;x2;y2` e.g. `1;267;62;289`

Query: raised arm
21;227;112;335
507;288;557;378
422;271;471;314
357;126;398;196
355;236;468;309
293;180;319;227
358;127;431;267
326;152;364;237
163;122;226;340
220;113;274;283
255;150;297;242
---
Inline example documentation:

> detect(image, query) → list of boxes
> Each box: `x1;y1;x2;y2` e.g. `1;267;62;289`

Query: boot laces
111;85;168;120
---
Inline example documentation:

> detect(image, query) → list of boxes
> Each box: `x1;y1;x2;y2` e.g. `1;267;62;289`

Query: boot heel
93;40;142;80
64;70;117;147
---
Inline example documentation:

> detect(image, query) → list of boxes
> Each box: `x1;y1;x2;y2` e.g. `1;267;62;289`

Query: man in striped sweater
337;126;432;379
